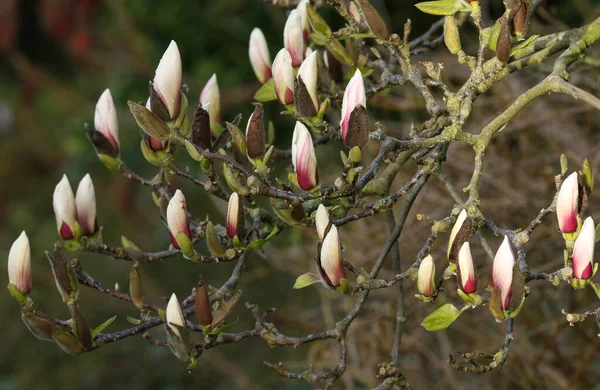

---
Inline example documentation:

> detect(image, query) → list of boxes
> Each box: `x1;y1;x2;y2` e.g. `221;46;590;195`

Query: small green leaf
306;3;331;36
310;32;329;46
253;79;276;102
325;38;354;66
293;273;321;289
91;315;117;339
245;225;280;250
126;316;141;325
209;318;239;335
488;22;501;51
581;157;594;191
560;154;568;175
510;34;539;57
421;303;462;331
415;0;462;16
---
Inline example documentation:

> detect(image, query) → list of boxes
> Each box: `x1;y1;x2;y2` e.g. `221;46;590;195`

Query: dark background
0;1;599;389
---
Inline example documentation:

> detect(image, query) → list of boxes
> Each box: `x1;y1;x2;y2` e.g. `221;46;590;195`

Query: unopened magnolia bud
8;231;31;295
226;192;245;239
457;242;477;294
572;217;595;280
315;204;331;241
246;104;265;159
191;104;211;150
284;9;305;67
292;122;319;191
495;19;511;64
447;209;470;263
129;100;171;143
53;175;77;240
512;0;531;40
557;172;579;234
417;254;435;297
249;28;272;84
340;69;368;149
21;309;54;341
492;236;515;309
195;281;213;327
318;225;346;288
295;51;319;117
443;16;461;54
166;293;186;332
297;0;310;41
200;74;222;137
152;40;182;120
130;265;143;309
166;190;192;250
75;174;98;236
272;49;295;105
90;88;120;156
324;49;343;83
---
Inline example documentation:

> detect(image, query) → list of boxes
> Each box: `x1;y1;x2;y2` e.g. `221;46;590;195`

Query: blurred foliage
0;0;599;389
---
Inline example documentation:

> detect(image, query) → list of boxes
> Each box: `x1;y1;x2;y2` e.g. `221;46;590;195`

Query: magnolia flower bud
492;236;515;309
191;103;211;150
340;69;368;149
513;0;531;40
152;40;182;120
297;0;310;41
226;192;245;239
495;18;511;64
319;225;346;287
457;242;476;294
315;204;330;241
447;209;470;263
93;88;120;153
53;175;77;240
283;9;305;67
417;254;435;297
166;293;186;331
245;104;265;160
272;49;295;105
8;231;31;295
166;190;191;249
323;49;343;83
249;28;272;84
199;74;221;136
75;174;97;236
557;172;579;234
292;121;319;191
572;217;595;280
295;51;319;117
195;281;213;327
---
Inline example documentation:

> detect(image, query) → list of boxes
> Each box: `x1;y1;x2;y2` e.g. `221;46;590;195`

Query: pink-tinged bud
272;49;295;105
283;9;305;67
292;122;319;191
153;40;182;120
166;190;191;249
8;231;31;295
226;192;245;239
53;175;77;240
75;174;97;236
296;51;319;116
447;209;471;263
557;172;579;233
249;28;272;84
94;88;120;152
319;225;346;287
340;69;368;148
144;98;167;150
166;293;186;332
315;204;330;241
417;255;435;297
199;74;221;136
297;0;310;41
572;217;595;280
457;242;477;294
492;236;515;309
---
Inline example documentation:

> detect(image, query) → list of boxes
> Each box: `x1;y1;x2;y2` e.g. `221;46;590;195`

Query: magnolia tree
6;0;600;388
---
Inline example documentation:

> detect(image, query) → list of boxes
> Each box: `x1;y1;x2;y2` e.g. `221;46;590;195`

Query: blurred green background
1;1;599;389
